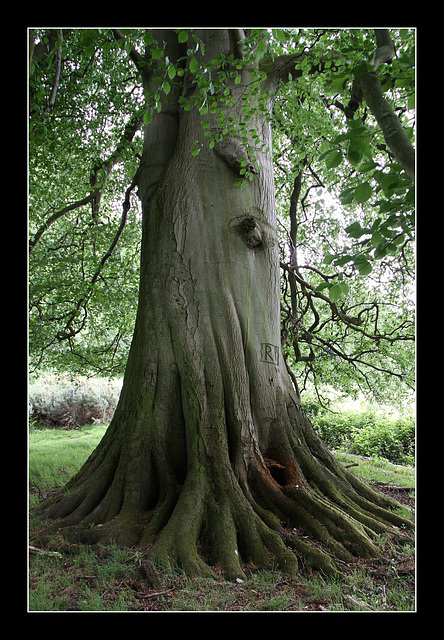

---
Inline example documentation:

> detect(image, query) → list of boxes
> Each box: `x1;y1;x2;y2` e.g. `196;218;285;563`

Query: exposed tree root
32;414;414;583
32;337;413;583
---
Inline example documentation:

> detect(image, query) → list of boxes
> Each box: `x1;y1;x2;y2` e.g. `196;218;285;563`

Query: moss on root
32;439;414;583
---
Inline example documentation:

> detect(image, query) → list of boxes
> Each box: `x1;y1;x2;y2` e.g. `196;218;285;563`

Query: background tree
30;27;415;580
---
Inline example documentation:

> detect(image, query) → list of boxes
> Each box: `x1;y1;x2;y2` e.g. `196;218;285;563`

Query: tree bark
34;29;414;580
358;71;415;183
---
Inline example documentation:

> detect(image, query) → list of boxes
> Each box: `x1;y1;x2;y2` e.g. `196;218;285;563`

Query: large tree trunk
35;29;413;580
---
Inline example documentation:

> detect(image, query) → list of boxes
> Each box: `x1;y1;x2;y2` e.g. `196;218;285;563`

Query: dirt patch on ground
371;480;415;508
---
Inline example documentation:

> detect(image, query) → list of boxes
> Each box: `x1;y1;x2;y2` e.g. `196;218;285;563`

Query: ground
29;476;415;612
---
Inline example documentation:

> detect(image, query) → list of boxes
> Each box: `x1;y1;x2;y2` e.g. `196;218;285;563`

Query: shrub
29;372;123;429
350;416;415;466
303;399;415;466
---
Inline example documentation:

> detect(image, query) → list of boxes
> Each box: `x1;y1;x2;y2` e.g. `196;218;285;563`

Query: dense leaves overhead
28;27;415;404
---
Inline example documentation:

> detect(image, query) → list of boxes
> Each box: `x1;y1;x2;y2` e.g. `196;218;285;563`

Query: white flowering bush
29;372;123;428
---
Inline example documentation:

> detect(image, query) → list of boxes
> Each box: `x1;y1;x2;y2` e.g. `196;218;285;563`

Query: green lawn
29;424;107;504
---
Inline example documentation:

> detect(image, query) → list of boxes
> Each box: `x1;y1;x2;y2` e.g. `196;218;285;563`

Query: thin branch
43;30;63;114
29;194;95;252
56;174;139;342
30;112;142;252
111;29;144;72
280;261;414;343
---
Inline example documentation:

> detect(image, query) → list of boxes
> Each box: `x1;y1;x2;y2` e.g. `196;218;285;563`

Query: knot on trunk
213;137;257;176
229;215;263;249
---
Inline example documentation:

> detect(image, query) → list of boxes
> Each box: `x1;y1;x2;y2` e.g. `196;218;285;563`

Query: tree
31;27;415;580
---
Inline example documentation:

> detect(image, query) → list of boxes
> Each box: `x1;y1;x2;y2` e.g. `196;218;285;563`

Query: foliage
29;28;143;376
302;397;415;465
28;27;415;404
270;28;415;404
28;372;122;428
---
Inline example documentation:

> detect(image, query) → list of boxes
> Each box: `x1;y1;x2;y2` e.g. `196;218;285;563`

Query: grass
29;424;107;506
28;423;415;612
333;451;415;487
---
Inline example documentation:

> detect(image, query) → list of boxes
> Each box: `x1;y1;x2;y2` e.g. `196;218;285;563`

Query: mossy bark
33;29;414;580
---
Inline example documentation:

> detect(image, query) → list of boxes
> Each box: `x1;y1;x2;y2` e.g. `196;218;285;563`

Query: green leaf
339;282;350;296
358;160;378;173
143;109;153;125
151;47;164;60
380;225;395;238
162;81;171;95
177;30;188;43
329;284;344;303
325;150;343;169
315;281;331;292
345;221;360;234
327;75;348;95
255;39;267;62
275;29;287;43
339;188;355;205
345;222;368;238
323;253;336;265
374;244;388;260
370;231;383;247
334;255;353;266
354;182;373;203
167;65;176;80
358;261;372;275
392;233;406;246
189;57;200;73
347;149;362;167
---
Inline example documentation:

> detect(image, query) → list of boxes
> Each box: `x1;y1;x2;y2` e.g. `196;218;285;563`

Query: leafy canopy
28;27;415;405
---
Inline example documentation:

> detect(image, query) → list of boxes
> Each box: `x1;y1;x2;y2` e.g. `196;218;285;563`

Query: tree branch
358;71;415;182
373;29;396;69
43;30;63;114
267;48;341;87
271;29;415;183
348;29;415;182
111;29;144;72
30;111;142;252
56;175;139;341
29;194;95;252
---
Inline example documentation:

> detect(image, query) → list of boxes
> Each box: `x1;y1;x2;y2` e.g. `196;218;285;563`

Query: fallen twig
343;594;375;611
138;587;175;600
29;545;62;558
